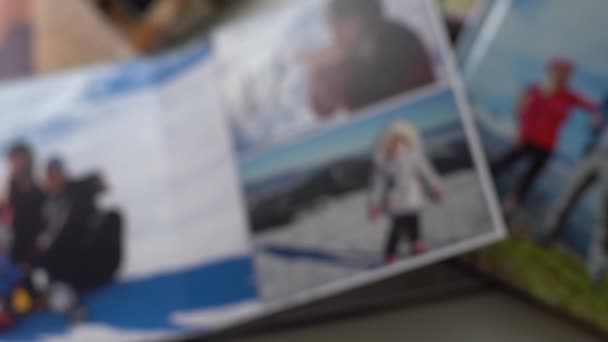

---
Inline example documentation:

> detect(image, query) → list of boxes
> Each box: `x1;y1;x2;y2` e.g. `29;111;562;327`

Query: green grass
477;234;608;332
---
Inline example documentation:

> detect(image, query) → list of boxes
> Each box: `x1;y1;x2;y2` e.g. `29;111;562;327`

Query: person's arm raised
576;94;603;131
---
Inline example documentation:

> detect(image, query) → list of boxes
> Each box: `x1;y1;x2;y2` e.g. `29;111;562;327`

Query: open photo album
0;0;504;340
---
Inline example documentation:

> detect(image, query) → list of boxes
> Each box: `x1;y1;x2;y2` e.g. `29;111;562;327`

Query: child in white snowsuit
369;121;443;263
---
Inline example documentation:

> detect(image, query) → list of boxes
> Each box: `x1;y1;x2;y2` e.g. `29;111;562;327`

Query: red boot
411;241;427;255
385;255;399;264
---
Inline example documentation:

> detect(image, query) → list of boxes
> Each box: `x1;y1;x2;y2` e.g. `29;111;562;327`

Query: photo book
0;0;504;340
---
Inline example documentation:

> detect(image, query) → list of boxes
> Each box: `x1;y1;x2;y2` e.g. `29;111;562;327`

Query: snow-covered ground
253;171;494;299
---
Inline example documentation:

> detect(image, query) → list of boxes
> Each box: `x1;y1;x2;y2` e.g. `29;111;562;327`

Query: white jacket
369;147;442;215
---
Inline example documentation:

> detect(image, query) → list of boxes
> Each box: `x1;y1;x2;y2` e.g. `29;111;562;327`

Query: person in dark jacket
38;158;122;293
303;0;435;118
13;158;124;322
4;142;45;268
0;157;123;325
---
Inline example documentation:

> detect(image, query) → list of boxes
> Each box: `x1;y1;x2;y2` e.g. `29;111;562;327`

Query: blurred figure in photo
543;149;608;284
492;58;602;216
2;142;44;269
28;157;123;320
303;0;435;118
543;95;608;283
0;142;44;330
369;121;443;264
0;142;44;329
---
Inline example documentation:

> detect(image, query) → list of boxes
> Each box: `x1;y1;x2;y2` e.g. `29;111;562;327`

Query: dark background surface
191;261;605;341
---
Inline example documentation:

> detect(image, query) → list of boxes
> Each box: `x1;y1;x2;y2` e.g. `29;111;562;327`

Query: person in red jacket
492;58;602;215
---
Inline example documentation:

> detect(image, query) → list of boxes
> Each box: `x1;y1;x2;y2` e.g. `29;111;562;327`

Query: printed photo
215;0;449;155
244;90;502;299
224;0;504;301
0;45;259;341
463;0;608;333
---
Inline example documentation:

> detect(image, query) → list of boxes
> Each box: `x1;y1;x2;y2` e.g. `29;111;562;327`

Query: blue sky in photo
239;89;462;184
